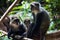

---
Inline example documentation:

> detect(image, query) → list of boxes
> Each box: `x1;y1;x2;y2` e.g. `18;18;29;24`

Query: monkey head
24;19;30;24
24;18;30;28
30;2;41;14
9;17;20;29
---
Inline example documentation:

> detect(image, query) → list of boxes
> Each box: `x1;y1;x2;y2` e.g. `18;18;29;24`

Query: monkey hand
15;35;24;40
8;34;12;39
8;36;11;39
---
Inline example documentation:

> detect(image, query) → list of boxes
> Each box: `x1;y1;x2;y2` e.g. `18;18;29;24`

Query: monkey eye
30;3;39;10
12;19;20;24
12;17;14;19
14;19;20;23
35;4;39;7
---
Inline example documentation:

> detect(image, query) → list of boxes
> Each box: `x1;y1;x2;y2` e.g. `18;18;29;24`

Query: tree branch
0;0;21;22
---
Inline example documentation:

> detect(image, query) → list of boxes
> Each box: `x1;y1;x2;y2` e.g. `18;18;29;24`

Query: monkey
0;21;7;32
24;18;31;28
27;2;50;40
2;16;10;32
2;16;17;32
8;17;26;40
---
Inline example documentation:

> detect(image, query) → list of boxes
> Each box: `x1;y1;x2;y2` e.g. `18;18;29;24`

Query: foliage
0;0;60;40
9;1;32;21
8;0;60;30
0;0;60;30
0;36;12;40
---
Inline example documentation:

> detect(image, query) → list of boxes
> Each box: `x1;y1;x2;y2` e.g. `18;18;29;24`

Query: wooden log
0;30;33;40
46;30;60;40
1;30;60;40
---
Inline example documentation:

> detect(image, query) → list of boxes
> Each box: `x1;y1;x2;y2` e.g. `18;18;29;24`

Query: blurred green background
0;0;60;40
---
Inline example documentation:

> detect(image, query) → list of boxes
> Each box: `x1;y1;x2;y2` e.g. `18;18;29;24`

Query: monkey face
30;2;40;15
24;19;30;24
10;18;20;29
10;22;19;28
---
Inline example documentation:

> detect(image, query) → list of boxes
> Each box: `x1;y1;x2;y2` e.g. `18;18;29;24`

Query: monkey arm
8;29;13;39
13;25;27;40
17;32;27;40
32;13;44;35
27;23;34;38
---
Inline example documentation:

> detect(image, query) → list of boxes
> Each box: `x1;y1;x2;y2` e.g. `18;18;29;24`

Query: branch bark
0;0;21;22
0;30;33;40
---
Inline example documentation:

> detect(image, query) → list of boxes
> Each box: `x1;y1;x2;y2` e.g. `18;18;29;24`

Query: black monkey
24;18;31;28
27;2;50;40
8;17;26;40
